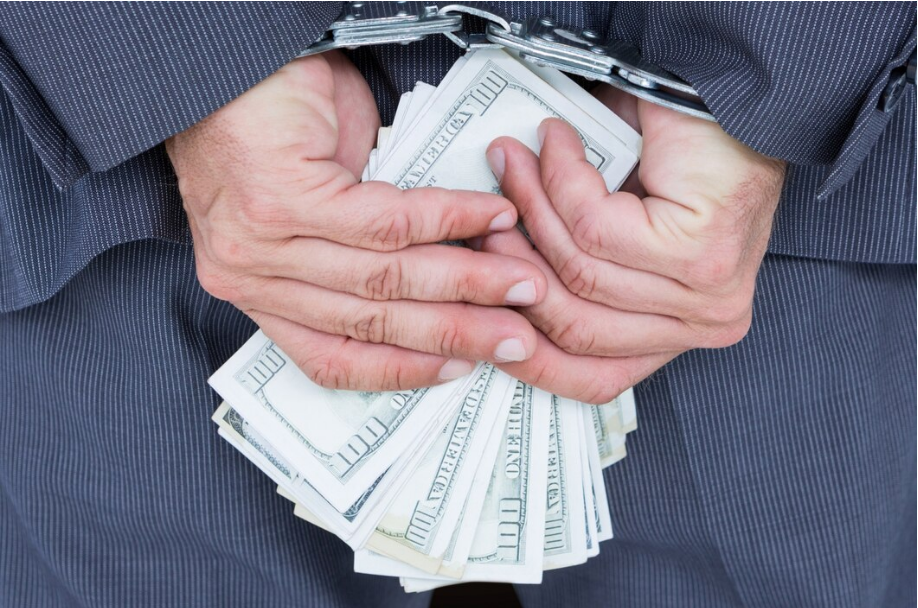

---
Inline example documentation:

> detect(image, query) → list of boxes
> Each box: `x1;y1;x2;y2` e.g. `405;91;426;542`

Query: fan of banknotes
209;49;642;591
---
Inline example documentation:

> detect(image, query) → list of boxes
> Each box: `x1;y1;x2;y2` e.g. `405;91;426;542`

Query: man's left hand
478;89;786;403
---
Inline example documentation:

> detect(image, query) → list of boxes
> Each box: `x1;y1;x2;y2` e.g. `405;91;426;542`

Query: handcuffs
298;2;715;122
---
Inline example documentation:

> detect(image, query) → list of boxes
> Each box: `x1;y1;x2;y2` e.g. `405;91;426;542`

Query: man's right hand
166;52;546;390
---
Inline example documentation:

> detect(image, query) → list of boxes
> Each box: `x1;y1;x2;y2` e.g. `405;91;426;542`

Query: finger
250;310;475;390
241;276;538;363
497;332;677;404
590;85;646;197
525;118;676;275
300;181;520;251
267;240;547;306
479;229;721;356
488;141;703;318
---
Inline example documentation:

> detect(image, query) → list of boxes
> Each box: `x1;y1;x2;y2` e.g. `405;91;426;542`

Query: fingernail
504;280;537;306
494;338;527;362
467;236;484;251
438;359;474;382
537;122;548;147
488;210;515;232
486;147;505;182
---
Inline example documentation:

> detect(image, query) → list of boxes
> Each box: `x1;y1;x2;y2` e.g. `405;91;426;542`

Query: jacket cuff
610;3;915;171
0;2;342;189
817;34;916;199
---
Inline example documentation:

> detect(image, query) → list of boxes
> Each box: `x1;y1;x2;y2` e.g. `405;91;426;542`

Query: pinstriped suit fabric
0;2;914;607
0;89;188;312
0;2;342;180
0;241;431;608
771;89;916;264
613;3;914;164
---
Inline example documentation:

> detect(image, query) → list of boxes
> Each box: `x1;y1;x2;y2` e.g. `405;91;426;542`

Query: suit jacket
0;2;912;314
0;3;913;607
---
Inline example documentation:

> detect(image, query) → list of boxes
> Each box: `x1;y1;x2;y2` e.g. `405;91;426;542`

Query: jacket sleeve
612;1;916;197
0;2;343;188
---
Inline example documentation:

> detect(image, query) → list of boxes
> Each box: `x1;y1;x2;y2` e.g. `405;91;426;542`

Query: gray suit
0;3;913;607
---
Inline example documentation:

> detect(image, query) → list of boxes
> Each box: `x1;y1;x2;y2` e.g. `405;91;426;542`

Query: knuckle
348;304;391;344
728;313;754;345
579;362;640;405
698;296;739;325
690;253;740;290
369;209;413;251
557;253;599;300
696;281;756;325
451;268;481;302
543;158;577;199
379;358;412;391
548;316;596;356
209;233;251;269
434;316;465;356
195;261;240;302
579;381;624;406
521;359;562;394
362;257;404;300
438;205;466;240
569;209;604;251
303;354;349;390
701;312;752;348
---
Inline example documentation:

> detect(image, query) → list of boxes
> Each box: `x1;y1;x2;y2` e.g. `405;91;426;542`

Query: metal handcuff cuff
298;2;715;122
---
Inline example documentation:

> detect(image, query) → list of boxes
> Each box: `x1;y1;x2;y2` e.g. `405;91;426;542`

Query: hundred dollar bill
582;407;614;543
590;398;629;468
543;396;588;570
519;56;642;156
216;396;472;550
214;402;399;545
292;501;331;533
426;372;518;579
578;417;600;559
618;388;638;434
366;366;513;573
373;49;638;194
402;382;552;590
354;374;518;580
209;332;466;511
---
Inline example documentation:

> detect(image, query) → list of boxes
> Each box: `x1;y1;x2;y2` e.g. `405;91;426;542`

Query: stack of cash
209;49;642;591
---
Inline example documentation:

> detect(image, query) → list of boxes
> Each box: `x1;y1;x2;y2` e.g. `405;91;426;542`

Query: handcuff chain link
298;1;715;121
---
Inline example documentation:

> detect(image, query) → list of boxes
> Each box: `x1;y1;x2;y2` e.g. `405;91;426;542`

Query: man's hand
478;88;785;404
167;52;548;391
